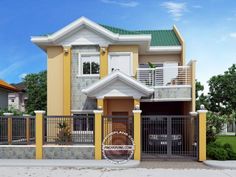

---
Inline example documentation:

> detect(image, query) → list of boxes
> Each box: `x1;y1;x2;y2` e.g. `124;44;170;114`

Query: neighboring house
31;17;200;160
0;80;19;110
8;82;28;112
221;122;236;135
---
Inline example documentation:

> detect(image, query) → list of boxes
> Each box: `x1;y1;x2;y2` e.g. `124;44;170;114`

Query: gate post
197;109;207;161
3;113;13;145
94;110;103;160
35;110;45;160
133;110;142;160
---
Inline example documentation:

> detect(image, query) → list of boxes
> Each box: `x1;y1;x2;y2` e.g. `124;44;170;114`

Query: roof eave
82;71;154;97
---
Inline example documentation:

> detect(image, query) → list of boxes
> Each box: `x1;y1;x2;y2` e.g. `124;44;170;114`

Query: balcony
137;65;193;101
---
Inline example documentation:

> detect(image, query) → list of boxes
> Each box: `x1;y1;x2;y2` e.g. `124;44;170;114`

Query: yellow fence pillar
198;109;207;161
4;113;13;145
133;110;142;160
35;110;45;160
191;60;197;112
100;47;108;78
94;110;103;160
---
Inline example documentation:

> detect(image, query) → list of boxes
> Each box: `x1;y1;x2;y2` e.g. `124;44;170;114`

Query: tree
195;80;209;110
208;64;236;135
208;64;236;115
24;71;47;115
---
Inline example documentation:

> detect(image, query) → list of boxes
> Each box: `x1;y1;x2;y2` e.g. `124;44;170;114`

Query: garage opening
141;102;198;160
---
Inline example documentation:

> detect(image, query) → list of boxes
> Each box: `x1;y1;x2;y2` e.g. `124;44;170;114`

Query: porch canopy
82;70;154;99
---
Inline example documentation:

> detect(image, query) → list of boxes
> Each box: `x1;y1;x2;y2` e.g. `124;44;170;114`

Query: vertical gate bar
167;116;171;158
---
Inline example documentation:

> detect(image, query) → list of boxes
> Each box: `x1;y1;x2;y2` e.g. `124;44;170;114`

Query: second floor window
79;53;100;76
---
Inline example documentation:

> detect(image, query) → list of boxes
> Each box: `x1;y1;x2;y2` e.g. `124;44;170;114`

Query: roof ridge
100;24;172;33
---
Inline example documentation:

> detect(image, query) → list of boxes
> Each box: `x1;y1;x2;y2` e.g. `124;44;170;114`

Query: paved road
139;161;210;169
0;166;235;177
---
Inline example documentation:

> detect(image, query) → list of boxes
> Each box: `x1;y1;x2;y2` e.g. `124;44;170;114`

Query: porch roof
82;71;154;99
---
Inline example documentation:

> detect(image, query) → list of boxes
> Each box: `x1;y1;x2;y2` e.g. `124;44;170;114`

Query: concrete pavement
0;159;140;168
0;166;235;177
204;160;236;169
0;159;235;177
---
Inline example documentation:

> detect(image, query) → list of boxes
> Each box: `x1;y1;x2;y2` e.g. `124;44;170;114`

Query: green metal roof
101;24;180;46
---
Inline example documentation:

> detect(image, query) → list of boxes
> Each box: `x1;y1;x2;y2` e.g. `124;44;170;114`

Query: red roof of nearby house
0;80;20;92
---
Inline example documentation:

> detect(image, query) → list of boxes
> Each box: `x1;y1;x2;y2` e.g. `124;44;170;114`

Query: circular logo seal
102;131;135;164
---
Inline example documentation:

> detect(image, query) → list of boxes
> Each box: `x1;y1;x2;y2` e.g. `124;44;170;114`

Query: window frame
72;113;94;132
108;52;133;76
78;52;100;77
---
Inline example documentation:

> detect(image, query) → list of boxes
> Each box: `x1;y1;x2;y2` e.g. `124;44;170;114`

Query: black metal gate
142;115;198;160
102;115;134;160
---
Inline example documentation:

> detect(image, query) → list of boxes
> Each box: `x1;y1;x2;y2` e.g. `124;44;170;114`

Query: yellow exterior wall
63;48;71;115
97;99;104;109
108;45;139;76
173;25;185;65
100;47;108;78
47;47;64;115
106;98;134;115
134;99;140;108
139;54;181;65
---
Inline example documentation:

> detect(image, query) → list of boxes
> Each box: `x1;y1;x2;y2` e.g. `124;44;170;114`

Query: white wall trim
34;110;46;114
154;85;192;88
132;110;142;114
141;98;192;102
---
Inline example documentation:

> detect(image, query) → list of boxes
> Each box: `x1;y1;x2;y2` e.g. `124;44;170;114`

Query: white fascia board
149;46;182;53
31;17;151;45
82;71;154;96
118;35;151;41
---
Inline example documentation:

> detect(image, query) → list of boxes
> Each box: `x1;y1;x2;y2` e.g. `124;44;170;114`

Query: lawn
216;135;236;152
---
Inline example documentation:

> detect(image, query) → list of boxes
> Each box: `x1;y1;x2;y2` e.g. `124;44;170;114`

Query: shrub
56;121;72;145
206;112;226;143
207;142;236;160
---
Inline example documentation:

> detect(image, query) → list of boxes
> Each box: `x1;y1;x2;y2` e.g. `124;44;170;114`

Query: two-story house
8;82;28;112
31;17;200;160
0;80;19;110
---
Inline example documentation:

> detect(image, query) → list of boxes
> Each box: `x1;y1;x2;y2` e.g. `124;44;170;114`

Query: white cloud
100;0;139;7
161;1;187;21
0;62;23;79
19;73;27;80
229;32;236;38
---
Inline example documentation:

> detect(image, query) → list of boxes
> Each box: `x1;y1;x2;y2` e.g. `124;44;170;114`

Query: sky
0;0;235;92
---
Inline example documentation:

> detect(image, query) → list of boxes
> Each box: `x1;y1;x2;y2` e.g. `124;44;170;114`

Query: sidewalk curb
203;160;236;169
0;159;140;168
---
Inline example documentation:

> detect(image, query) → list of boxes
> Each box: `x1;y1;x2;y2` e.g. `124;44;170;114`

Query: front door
112;112;128;145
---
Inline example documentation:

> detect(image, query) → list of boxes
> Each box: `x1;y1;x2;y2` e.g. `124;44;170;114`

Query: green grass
216;135;236;152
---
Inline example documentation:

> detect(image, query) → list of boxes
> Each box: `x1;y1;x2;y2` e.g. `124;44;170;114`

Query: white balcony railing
137;66;191;87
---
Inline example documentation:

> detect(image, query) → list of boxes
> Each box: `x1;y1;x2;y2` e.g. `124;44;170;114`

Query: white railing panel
137;66;191;87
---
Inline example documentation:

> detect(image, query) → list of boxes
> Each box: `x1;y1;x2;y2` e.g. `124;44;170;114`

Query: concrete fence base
0;145;36;159
0;145;94;159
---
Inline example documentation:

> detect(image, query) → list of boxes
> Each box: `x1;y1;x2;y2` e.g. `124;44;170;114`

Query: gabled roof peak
82;70;154;99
